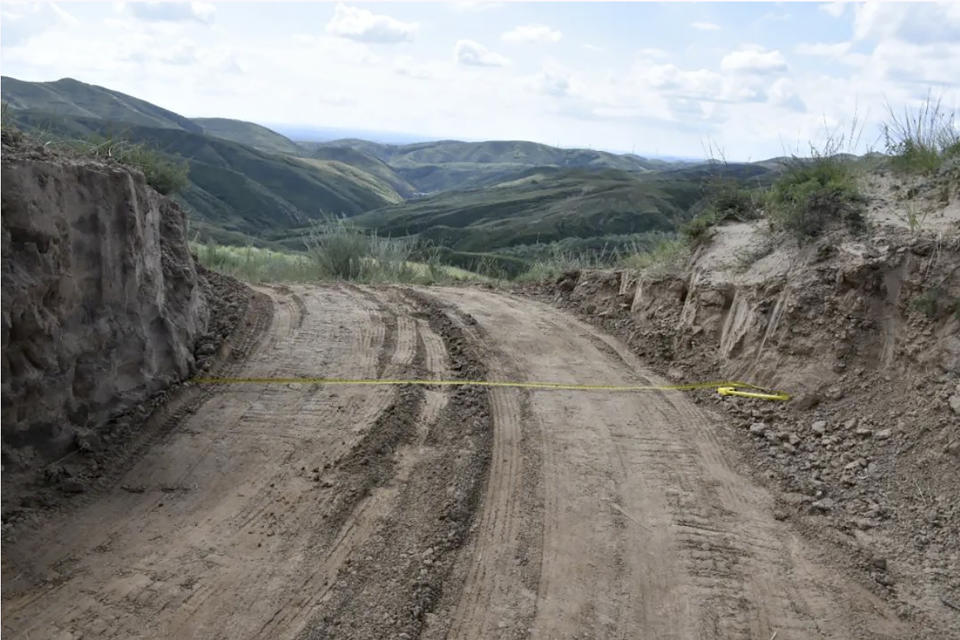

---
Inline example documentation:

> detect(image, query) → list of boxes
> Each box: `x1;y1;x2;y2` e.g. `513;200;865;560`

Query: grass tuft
883;93;960;174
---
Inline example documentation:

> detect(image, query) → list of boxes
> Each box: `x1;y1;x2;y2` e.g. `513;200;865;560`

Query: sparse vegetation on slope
883;94;960;174
767;156;865;238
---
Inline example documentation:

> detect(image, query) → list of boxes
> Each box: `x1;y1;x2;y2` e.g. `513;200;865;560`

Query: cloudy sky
2;1;959;159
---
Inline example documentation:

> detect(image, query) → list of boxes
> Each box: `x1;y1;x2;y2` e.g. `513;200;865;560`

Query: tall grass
195;219;492;284
514;243;622;283
304;217;421;282
37;131;189;194
883;93;960;173
194;241;319;283
619;237;689;277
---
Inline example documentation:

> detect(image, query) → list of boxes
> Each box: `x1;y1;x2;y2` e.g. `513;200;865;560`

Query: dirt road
2;284;915;639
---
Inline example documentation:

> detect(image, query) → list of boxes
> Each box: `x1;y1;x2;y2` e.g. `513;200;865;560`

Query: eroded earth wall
1;133;208;463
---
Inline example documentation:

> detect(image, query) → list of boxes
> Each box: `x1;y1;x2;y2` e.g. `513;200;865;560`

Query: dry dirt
1;283;935;639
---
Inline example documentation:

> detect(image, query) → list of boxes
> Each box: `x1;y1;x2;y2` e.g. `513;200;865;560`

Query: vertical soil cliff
1;131;210;467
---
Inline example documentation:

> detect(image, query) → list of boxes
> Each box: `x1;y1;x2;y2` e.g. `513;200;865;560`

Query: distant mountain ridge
191;117;302;155
2;75;773;258
1;76;203;133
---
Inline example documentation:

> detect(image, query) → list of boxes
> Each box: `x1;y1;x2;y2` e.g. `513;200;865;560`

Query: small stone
844;417;858;430
854;427;873;437
810;497;836;513
793;394;821;410
874;428;892;440
782;442;797;454
949;394;960;415
812;420;828;435
749;422;767;435
825;386;844;401
844;458;866;471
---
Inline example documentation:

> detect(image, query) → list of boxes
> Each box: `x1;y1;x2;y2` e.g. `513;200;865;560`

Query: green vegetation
305;138;674;193
911;287;960;320
195;222;490;285
767;156;864;238
343;168;703;253
619;236;689;277
883;94;960;174
514;245;620;283
1;76;202;132
39;133;189;195
192;117;302;154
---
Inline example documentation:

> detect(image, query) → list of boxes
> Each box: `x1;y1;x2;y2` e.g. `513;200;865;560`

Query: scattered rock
812;420;828;435
810;497;836;513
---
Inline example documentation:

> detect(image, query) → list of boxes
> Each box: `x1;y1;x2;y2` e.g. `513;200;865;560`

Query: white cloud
636;47;668;60
326;4;418;43
768;78;806;112
455;40;509;67
451;1;503;12
691;22;721;31
125;2;215;24
501;24;562;44
529;70;569;97
795;42;852;57
720;45;788;74
854;2;960;44
819;2;846;18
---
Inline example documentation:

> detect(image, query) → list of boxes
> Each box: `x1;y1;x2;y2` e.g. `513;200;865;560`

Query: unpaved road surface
2;285;916;639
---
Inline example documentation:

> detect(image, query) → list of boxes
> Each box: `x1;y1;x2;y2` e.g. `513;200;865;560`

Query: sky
2;1;959;160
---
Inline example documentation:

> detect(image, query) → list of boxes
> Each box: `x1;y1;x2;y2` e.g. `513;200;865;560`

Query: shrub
767;157;865;238
883;93;960;174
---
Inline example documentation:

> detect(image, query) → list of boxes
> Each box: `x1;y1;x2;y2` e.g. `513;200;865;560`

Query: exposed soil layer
519;215;959;636
1;131;209;465
1;284;926;639
1;131;253;529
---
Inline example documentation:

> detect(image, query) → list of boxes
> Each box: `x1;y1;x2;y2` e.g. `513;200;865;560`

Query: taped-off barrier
191;377;791;401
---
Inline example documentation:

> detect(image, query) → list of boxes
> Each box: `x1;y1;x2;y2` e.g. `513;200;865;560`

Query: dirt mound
522;192;960;632
1;131;244;496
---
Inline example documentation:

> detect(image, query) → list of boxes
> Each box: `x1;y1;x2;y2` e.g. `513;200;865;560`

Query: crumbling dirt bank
519;221;959;634
1;132;248;522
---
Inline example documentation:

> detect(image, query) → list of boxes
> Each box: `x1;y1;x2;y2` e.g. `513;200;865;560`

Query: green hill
307;139;676;193
7;110;404;238
192;117;302;155
1;76;203;133
324;168;704;252
300;145;417;198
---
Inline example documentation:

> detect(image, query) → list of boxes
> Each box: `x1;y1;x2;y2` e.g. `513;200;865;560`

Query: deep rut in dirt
1;284;929;639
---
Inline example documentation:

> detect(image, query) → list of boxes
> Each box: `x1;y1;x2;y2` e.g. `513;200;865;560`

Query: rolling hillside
6;110;405;238
192;117;302;155
344;168;704;252
1;76;203;133
305;139;677;193
4;76;744;258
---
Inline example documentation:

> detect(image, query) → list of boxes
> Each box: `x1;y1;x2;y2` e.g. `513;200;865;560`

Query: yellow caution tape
191;377;790;401
717;386;791;402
